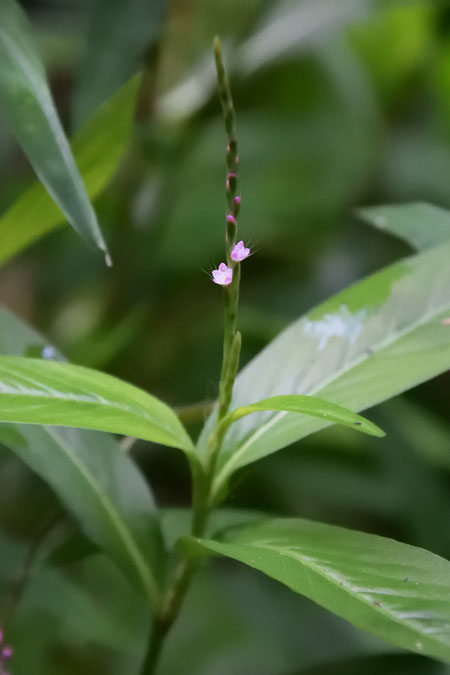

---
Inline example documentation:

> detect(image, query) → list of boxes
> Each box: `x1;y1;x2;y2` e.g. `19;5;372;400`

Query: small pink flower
226;214;236;225
231;240;250;262
212;263;233;286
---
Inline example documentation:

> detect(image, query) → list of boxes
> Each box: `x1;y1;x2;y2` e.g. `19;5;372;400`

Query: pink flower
231;240;250;262
212;263;233;286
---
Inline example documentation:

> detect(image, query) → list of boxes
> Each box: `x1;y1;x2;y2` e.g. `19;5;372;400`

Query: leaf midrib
236;539;449;648
45;426;160;605
0;363;178;440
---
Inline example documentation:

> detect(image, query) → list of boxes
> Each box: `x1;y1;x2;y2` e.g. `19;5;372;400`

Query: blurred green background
0;1;449;673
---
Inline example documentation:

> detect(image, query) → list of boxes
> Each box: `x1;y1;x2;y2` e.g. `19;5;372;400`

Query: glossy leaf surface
198;241;450;495
0;306;164;603
221;395;384;438
359;202;450;251
0;0;108;255
0;356;194;453
0;75;139;266
185;518;450;662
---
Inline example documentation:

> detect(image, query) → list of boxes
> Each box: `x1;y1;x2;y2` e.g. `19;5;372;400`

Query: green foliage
359;203;450;251
73;0;166;126
219;394;385;439
0;2;450;674
0;0;108;256
0;75;140;266
0;307;164;605
185;517;450;662
199;240;450;496
0;355;193;453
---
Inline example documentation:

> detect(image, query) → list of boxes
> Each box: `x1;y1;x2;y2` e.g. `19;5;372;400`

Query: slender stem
0;510;60;628
140;37;243;675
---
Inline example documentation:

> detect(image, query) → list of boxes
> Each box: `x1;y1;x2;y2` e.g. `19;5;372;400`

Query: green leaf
198;240;450;497
184;518;450;662
0;74;139;266
0;0;108;257
0;306;164;604
359;203;450;251
73;0;166;127
220;395;384;439
0;355;194;454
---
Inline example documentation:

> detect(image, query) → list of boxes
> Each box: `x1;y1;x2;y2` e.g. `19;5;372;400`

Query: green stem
139;37;243;675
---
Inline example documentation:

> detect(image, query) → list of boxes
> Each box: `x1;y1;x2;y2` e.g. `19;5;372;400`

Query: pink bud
226;214;236;225
212;263;233;286
234;196;241;206
1;646;12;660
231;240;250;262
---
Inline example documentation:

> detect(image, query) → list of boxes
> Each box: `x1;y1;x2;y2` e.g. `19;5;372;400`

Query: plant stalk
139;37;243;675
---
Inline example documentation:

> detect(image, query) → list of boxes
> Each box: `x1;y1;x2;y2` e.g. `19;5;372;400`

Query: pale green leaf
0;306;164;604
0;355;194;454
184;518;450;662
359;202;450;251
0;0;108;256
0;74;139;266
220;395;384;439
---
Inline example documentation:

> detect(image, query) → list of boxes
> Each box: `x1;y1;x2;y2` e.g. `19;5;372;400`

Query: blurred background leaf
0;0;108;256
72;0;167;127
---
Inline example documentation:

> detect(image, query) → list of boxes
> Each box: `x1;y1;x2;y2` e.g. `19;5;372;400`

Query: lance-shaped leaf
184;518;450;662
0;306;165;604
0;355;194;454
359;202;450;252
0;0;108;256
0;75;140;266
218;395;384;440
197;240;450;497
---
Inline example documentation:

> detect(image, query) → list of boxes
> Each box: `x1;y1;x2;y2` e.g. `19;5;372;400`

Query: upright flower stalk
140;37;249;675
208;37;248;474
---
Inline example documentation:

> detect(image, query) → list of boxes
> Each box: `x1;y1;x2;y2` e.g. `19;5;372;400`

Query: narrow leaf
359;202;450;251
0;74;140;266
0;0;108;255
184;518;450;662
0;355;194;454
73;0;166;126
0;306;164;604
221;395;384;439
197;240;450;496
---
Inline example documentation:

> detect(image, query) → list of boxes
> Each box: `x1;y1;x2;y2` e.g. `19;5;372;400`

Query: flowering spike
212;263;233;286
231;240;250;262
